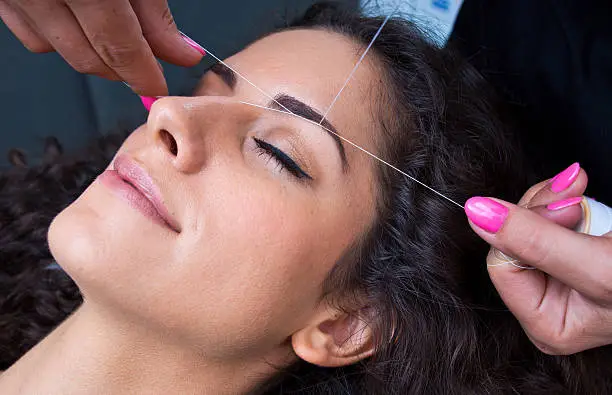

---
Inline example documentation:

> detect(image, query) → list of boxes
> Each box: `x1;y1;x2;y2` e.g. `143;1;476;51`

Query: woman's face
49;29;380;362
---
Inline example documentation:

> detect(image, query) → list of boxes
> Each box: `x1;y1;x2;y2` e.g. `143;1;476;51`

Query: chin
47;185;175;309
48;197;108;289
48;201;132;311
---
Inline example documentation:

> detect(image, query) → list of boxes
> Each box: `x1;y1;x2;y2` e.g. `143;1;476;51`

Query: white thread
195;47;295;117
319;10;395;124
487;260;536;270
487;250;536;270
240;100;464;209
188;8;463;210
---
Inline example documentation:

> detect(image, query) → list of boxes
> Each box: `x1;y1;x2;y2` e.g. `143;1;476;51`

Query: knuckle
526;319;577;356
94;41;141;70
533;341;567;355
530;331;573;355
594;276;612;302
71;56;105;74
590;244;612;302
159;6;175;29
142;5;176;38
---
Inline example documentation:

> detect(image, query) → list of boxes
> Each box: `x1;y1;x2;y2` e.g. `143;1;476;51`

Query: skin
472;168;612;355
0;29;379;394
0;0;202;96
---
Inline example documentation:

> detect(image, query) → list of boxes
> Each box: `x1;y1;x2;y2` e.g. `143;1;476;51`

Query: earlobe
291;307;375;367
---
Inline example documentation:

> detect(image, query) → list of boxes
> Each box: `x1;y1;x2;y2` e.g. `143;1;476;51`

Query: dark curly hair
1;3;611;394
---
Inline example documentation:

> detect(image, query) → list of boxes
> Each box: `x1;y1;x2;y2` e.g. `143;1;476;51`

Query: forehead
224;29;380;153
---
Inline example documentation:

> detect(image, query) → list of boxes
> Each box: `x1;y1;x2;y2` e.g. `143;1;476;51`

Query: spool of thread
576;197;612;236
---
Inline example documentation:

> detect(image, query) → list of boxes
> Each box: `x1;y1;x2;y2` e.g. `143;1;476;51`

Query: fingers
66;0;167;96
9;0;122;80
530;199;584;230
470;164;612;355
487;242;612;355
0;0;51;52
521;163;587;209
4;0;202;96
130;0;204;67
467;197;612;304
8;0;167;95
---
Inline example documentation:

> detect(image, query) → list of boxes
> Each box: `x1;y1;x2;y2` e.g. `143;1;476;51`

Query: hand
0;0;205;96
465;163;612;355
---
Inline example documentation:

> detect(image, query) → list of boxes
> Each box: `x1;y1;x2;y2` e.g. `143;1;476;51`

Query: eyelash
253;137;312;180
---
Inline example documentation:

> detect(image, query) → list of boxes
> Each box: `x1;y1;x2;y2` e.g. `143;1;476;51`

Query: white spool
576;197;612;236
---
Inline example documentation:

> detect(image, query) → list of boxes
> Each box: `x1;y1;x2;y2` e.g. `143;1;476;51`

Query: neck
0;300;279;394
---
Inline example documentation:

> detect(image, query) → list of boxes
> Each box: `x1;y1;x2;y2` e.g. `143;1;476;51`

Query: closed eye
253;138;312;180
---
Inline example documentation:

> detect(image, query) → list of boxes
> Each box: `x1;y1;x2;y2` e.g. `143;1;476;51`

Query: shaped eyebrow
210;63;237;89
210;62;348;168
267;94;347;168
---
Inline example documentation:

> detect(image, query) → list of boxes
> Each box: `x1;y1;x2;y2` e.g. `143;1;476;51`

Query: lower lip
98;170;171;230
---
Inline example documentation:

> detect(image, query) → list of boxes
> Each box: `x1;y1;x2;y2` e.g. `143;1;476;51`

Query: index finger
67;0;167;96
466;197;612;302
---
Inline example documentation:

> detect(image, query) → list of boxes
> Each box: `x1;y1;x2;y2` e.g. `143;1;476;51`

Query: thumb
465;196;612;301
131;0;204;67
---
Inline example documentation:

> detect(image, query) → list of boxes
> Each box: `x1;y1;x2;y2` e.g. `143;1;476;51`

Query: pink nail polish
551;162;580;193
179;31;206;56
140;96;158;111
547;196;583;211
465;197;509;233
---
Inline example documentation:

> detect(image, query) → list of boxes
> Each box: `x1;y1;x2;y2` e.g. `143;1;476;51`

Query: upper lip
113;154;181;233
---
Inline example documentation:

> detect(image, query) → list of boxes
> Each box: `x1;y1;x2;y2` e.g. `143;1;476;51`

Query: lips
108;154;181;233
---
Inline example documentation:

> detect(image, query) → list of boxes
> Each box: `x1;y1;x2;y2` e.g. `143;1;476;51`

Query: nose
146;96;251;173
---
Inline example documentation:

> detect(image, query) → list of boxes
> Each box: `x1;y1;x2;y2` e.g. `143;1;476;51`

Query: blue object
432;0;451;12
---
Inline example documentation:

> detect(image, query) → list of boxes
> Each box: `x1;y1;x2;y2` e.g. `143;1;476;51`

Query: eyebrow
210;62;347;167
268;94;347;167
210;63;237;89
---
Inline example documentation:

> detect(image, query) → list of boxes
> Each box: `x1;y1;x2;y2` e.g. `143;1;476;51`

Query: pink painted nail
179;31;206;56
465;197;509;233
547;196;583;211
551;162;580;193
140;96;159;111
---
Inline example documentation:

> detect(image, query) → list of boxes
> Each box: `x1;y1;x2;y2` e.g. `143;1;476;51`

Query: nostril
160;129;178;156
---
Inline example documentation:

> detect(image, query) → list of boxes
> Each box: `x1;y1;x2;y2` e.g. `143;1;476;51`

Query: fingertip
115;47;168;96
546;197;583;211
128;74;168;97
532;201;583;229
465;196;510;234
550;162;581;193
178;31;206;56
147;30;205;67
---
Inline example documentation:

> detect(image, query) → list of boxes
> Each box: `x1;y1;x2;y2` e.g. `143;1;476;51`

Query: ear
291;304;375;367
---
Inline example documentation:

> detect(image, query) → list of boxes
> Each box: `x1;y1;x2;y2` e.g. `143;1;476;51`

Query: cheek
179;180;326;301
155;180;344;346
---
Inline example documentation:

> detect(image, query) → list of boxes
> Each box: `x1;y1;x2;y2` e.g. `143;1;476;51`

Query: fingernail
551;162;580;193
140;96;159;111
178;31;206;56
465;197;509;233
547;196;583;211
